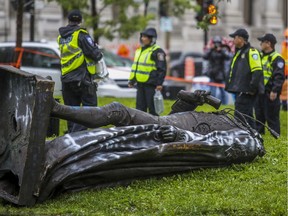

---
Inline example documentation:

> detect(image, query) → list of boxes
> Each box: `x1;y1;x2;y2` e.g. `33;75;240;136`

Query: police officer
57;9;103;133
226;28;264;128
128;27;167;115
254;33;285;135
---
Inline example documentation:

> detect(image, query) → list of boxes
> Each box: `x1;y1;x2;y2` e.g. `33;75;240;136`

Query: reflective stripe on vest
228;50;241;82
58;29;97;75
129;45;160;82
262;51;282;85
228;48;262;83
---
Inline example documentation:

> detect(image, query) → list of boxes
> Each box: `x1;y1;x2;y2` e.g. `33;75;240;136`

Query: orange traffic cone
184;57;195;80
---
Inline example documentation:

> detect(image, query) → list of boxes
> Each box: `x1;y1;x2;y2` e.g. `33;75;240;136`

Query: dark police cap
68;9;82;22
141;28;157;38
229;28;249;40
257;33;277;44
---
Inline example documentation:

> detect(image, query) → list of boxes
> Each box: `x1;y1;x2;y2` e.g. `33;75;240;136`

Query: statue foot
50;98;62;117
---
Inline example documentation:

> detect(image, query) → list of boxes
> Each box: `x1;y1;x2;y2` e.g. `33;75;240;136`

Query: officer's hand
159;125;177;142
269;92;277;101
156;85;163;91
128;82;134;88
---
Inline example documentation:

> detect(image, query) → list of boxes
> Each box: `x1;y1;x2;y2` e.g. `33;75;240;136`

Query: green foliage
0;97;287;215
47;0;88;11
50;0;153;42
49;0;226;42
172;0;194;17
193;0;221;30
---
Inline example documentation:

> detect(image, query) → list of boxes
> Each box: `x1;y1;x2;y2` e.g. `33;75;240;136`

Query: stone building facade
0;0;286;53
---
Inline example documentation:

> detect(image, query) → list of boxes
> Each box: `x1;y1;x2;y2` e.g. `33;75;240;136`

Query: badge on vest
157;53;165;61
86;36;94;46
277;61;284;69
252;54;258;60
241;54;245;58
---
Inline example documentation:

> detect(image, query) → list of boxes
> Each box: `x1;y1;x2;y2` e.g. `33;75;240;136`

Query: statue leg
51;101;159;128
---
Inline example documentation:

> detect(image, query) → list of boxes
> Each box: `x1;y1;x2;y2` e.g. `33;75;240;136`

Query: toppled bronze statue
0;66;265;206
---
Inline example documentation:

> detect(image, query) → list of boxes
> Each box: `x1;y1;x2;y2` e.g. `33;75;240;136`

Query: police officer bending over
57;9;103;133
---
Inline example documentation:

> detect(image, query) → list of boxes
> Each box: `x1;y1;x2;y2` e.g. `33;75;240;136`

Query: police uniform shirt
150;48;167;86
263;50;285;93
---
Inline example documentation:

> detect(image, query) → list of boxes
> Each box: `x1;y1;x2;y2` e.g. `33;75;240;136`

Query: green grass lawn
0;97;287;216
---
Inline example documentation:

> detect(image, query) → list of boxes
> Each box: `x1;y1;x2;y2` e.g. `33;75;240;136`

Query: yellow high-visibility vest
228;48;262;82
261;51;282;85
58;29;97;75
129;45;160;82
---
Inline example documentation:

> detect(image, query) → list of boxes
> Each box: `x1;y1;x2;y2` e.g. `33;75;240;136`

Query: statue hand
159;125;177;142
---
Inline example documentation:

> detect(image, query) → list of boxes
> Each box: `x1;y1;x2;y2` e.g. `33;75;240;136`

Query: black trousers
62;81;97;133
255;93;281;135
136;83;157;116
234;93;256;129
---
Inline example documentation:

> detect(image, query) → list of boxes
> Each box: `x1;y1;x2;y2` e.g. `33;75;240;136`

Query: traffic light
195;0;218;25
207;3;218;24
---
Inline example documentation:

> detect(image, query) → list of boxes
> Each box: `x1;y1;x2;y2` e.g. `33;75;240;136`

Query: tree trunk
144;0;149;17
16;0;24;68
16;0;23;48
91;0;99;44
30;0;35;41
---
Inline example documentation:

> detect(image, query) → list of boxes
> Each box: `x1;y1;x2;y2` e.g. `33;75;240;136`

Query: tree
49;0;226;43
49;0;154;43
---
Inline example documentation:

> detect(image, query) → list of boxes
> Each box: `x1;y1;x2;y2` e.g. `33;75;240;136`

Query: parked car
101;49;133;67
0;41;62;97
169;51;182;62
0;41;136;98
169;51;203;78
97;67;136;98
